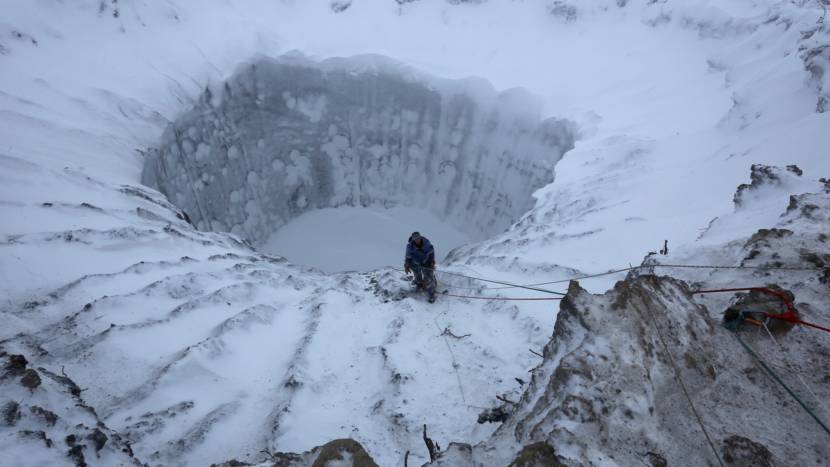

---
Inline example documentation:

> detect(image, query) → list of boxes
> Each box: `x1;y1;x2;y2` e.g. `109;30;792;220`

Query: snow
261;205;471;273
1;0;829;466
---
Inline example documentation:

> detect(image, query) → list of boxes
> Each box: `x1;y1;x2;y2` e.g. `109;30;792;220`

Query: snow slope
2;0;829;466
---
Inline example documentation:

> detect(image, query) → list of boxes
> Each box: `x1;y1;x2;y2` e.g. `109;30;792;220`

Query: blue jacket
405;237;435;267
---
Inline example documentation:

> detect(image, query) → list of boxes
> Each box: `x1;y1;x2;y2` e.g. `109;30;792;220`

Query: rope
642;302;725;467
471;263;823;291
432;312;466;404
654;263;821;271
392;266;566;296
778;317;830;334
760;322;829;417
423;267;567;296
442;292;562;301
725;321;830;437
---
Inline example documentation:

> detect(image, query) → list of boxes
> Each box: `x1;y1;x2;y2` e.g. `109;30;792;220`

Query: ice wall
142;54;575;245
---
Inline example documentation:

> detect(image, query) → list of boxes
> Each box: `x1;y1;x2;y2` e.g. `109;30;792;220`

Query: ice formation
142;55;575;247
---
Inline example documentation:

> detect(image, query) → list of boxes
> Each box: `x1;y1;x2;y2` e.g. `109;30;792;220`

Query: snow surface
2;0;830;466
261;205;470;273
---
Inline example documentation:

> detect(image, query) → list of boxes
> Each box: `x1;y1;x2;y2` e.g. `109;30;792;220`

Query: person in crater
404;231;437;303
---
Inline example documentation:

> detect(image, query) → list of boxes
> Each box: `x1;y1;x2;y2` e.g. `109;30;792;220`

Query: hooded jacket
405;236;435;268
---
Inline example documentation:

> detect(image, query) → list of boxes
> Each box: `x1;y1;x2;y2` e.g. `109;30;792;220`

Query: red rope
693;287;830;334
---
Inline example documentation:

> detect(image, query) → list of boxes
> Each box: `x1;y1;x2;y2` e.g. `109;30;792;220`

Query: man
404;231;436;303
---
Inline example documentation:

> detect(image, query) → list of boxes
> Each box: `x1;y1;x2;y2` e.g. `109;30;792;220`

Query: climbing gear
480;263;823;291
441;292;561;301
697;287;830;437
695;287;830;334
724;318;830;437
424;267;566;296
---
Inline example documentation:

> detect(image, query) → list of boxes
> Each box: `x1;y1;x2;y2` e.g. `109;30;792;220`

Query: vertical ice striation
142;54;575;246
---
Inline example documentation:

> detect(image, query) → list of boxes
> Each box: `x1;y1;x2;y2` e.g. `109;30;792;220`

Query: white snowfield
1;1;829;466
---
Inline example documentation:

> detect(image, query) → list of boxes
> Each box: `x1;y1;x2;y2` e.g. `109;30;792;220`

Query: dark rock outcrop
733;164;802;206
311;439;378;467
3;354;28;378
444;273;829;466
2;401;21;426
721;435;774;467
508;442;565;467
212;438;378;467
20;368;42;391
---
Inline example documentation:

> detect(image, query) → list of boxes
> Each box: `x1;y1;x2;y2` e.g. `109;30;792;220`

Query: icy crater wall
142;55;575;246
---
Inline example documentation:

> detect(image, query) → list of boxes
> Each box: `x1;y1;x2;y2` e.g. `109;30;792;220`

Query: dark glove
404;263;411;274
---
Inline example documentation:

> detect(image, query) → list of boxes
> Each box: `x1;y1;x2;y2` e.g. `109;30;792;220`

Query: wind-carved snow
142;55;575;252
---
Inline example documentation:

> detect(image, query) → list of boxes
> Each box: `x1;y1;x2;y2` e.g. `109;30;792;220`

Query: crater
142;54;575;272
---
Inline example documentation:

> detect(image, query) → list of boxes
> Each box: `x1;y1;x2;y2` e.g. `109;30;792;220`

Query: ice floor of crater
260;205;473;273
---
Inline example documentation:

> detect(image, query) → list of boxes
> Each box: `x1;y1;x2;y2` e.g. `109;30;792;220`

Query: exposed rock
20;430;54;448
643;451;668;467
548;2;578;23
2;400;21;426
20;368;42;391
311;438;379;467
330;1;351;13
799;250;829;269
801;44;830;112
733;164;794;206
743;228;793;251
3;354;28;378
785;193;823;220
30;405;59;426
477;405;510;424
87;428;108;453
212;438;378;467
465;275;830;465
210;460;250;467
68;444;87;467
721;435;774;466
269;452;304;466
508;442;565;467
38;367;83;397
